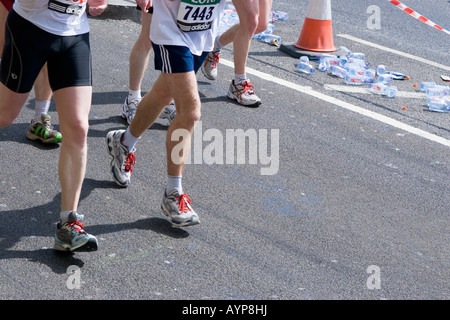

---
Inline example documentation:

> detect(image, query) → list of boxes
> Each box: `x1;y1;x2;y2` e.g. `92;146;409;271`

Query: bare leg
129;12;152;92
0;82;29;128
53;86;92;212
34;64;52;102
129;71;200;177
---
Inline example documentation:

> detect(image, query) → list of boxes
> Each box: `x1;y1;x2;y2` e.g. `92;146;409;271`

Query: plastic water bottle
339;46;351;54
426;85;450;98
257;34;281;46
318;57;331;72
369;83;397;98
378;74;394;84
297;61;316;74
369;83;388;95
364;69;376;83
330;65;347;78
300;56;310;64
345;73;365;85
346;57;368;68
338;55;348;67
427;97;449;112
321;55;339;66
349;52;365;61
271;11;288;21
385;85;398;98
376;65;386;76
419;82;437;92
347;65;365;76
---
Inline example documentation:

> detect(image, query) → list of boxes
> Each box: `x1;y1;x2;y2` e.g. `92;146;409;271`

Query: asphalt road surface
1;0;449;306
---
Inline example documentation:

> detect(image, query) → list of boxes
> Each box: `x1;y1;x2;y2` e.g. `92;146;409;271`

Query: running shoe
159;102;176;125
227;79;262;107
201;51;220;81
122;97;141;124
106;129;136;187
161;188;200;227
26;114;62;144
54;211;98;252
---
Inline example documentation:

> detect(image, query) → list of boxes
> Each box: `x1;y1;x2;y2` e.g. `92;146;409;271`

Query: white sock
127;90;141;103
34;100;51;122
167;175;182;194
121;127;139;152
234;73;247;84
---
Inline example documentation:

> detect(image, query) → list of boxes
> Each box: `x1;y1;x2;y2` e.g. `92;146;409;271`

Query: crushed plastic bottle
297;61;316;74
329;65;347;78
271;11;288;22
318;57;331;72
338;55;348;67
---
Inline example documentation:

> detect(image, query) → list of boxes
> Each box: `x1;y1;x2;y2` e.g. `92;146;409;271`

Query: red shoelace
209;52;220;68
176;193;192;213
239;81;255;94
124;153;136;173
66;220;86;234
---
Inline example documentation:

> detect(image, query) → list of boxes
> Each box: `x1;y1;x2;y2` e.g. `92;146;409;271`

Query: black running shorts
0;10;92;93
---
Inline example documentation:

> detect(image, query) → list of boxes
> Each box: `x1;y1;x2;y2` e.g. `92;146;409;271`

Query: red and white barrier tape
388;0;450;36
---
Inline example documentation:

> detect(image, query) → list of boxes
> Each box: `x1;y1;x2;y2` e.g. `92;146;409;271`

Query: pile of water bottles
297;46;450;112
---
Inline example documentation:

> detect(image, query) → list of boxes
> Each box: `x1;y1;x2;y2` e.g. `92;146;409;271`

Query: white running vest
151;0;227;56
13;0;89;36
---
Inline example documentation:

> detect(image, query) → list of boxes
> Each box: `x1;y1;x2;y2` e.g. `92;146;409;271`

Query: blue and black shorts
152;42;209;74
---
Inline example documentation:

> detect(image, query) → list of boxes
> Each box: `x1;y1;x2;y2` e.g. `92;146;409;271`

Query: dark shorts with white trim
152;42;209;74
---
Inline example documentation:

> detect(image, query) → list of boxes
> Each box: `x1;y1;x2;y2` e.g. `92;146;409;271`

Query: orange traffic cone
280;0;344;59
295;0;336;52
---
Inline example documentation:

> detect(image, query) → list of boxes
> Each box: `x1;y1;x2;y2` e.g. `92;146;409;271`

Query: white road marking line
323;84;426;99
219;58;450;148
337;34;450;72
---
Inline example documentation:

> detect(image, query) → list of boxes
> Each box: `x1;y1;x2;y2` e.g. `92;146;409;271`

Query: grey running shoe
106;129;136;187
227;79;262;107
201;51;220;81
54;211;98;252
161;188;200;227
122;97;141;124
26;114;62;143
159;102;176;125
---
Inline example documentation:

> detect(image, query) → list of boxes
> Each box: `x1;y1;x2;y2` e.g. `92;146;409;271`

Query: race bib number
177;0;220;32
